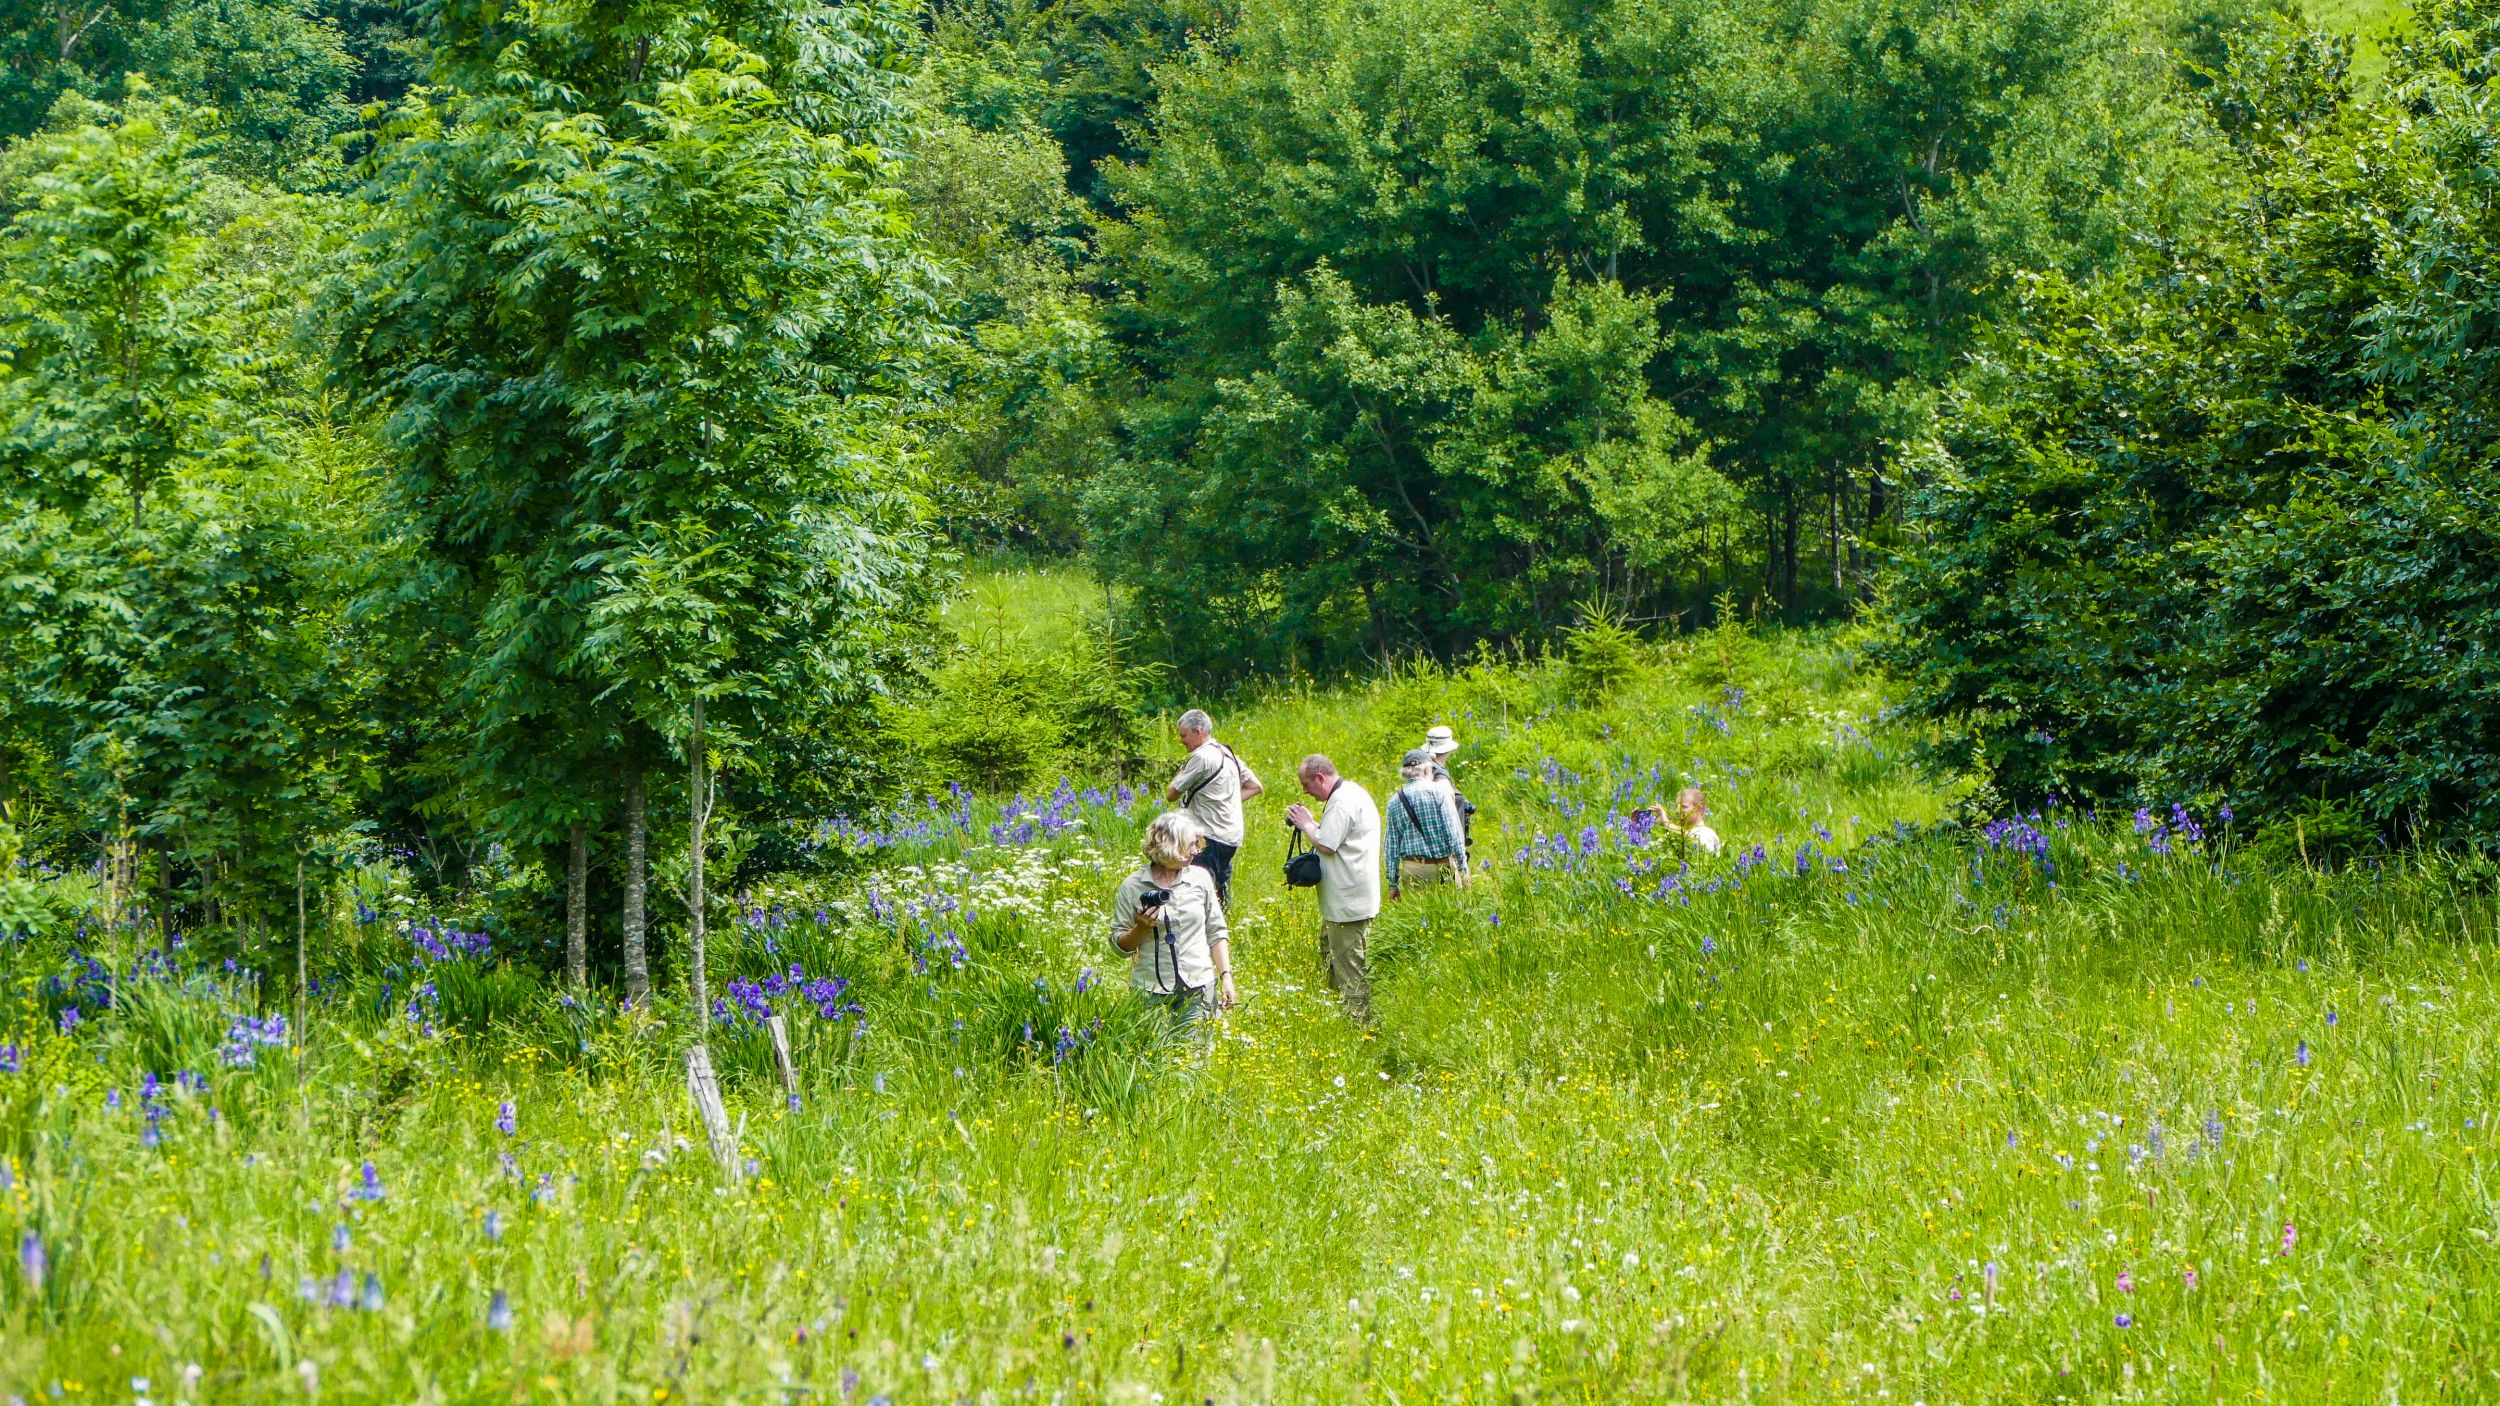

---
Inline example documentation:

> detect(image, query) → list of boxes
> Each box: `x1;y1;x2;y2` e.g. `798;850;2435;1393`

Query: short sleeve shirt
1170;742;1247;847
1106;865;1229;994
1313;779;1382;923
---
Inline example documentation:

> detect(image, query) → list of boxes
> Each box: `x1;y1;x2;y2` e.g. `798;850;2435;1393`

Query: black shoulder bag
1283;828;1323;888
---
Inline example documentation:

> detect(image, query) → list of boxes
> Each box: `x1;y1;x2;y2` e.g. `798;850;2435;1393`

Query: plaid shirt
1384;780;1467;894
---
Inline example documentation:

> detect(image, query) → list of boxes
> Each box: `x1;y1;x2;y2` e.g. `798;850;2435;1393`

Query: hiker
1284;754;1381;1023
1107;810;1237;1024
1420;724;1477;855
1639;786;1723;856
1166;708;1262;904
1384;747;1469;897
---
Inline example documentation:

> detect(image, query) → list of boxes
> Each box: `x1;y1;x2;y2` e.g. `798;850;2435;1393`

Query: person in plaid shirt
1384;748;1470;897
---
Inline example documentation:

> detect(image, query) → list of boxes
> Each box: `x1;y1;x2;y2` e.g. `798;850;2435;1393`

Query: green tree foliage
0;0;361;185
923;0;1230;205
0;91;212;529
344;0;941;999
1883;3;2500;845
0;93;386;928
905;111;1120;552
1087;0;2241;681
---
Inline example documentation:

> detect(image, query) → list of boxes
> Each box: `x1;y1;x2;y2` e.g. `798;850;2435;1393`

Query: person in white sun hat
1419;724;1477;860
1421;724;1460;784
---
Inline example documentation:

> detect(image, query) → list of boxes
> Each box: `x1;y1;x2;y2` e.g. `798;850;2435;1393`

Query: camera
1138;886;1174;908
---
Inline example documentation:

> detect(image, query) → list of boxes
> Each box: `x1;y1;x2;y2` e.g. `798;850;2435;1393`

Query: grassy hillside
2;573;2494;1400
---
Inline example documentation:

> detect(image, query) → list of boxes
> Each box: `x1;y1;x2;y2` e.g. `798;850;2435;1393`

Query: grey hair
1297;753;1337;779
1400;748;1434;781
1177;708;1213;734
1141;810;1204;869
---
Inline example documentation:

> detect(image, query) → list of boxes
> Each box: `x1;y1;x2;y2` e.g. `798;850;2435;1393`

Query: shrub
1883;8;2500;847
1561;601;1646;704
900;613;1156;793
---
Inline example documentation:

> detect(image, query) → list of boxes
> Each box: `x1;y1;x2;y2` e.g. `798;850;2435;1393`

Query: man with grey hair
1166;709;1262;903
1285;754;1381;1023
1383;747;1469;897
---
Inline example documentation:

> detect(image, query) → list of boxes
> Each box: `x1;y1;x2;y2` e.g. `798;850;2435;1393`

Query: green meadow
3;574;2492;1403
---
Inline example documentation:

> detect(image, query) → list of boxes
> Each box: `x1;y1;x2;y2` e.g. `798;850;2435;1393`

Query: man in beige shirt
1285;754;1381;1024
1166;709;1262;903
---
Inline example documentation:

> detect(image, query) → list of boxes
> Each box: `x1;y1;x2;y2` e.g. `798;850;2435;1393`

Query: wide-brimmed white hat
1424;725;1459;755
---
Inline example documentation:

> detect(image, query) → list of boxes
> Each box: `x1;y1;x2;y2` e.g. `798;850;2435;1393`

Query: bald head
1297;754;1338;801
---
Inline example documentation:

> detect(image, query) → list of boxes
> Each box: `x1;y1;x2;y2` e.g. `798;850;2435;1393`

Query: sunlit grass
2306;0;2409;78
2;572;2493;1401
939;558;1115;656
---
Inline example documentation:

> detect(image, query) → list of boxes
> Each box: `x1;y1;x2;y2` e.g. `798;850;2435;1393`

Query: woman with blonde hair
1637;787;1723;856
1108;810;1238;1023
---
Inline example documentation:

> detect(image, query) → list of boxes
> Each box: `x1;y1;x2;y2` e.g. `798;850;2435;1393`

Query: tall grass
0;580;2492;1401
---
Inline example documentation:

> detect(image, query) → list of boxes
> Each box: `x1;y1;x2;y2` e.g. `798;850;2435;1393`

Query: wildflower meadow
4;599;2492;1401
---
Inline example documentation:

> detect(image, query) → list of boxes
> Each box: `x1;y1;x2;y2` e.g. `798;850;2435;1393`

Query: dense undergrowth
2;595;2494;1402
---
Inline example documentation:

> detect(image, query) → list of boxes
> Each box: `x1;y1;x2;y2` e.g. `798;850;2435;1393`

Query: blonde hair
1141;810;1205;869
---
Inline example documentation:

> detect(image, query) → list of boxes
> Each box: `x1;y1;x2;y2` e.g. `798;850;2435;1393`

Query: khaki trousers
1321;917;1374;1024
1400;859;1454;890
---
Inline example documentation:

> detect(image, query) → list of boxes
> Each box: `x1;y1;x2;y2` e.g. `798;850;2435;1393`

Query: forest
6;0;2500;1399
2;0;2477;951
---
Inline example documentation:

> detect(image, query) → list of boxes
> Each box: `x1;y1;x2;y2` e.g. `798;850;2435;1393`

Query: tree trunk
1829;477;1844;598
295;857;308;1079
1780;497;1799;615
686;697;710;1029
622;771;649;1005
1762;506;1778;612
565;819;588;989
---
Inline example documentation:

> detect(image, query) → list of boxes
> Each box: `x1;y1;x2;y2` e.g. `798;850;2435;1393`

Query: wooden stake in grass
765;1014;798;1107
684;1044;739;1178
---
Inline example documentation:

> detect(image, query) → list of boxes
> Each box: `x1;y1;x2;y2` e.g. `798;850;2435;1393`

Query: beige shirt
1169;741;1258;847
1312;779;1382;923
1106;865;1230;995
